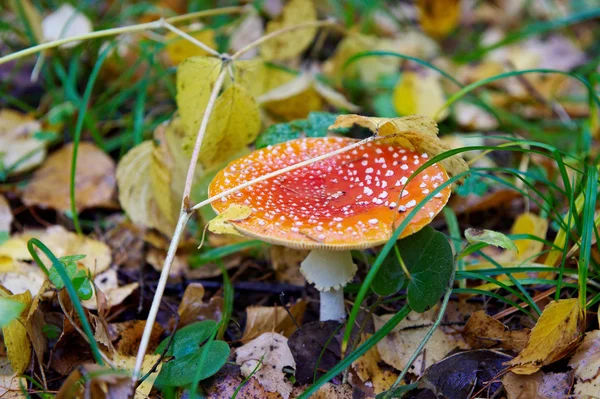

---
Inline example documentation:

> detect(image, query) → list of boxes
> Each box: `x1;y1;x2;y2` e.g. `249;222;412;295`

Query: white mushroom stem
300;250;357;322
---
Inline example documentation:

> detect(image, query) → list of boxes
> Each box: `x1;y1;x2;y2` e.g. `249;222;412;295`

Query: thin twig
162;21;221;57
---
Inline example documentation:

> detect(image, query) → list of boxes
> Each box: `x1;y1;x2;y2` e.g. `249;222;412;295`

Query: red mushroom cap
209;137;451;250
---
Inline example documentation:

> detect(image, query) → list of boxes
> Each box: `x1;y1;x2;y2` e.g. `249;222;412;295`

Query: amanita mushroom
208;137;451;321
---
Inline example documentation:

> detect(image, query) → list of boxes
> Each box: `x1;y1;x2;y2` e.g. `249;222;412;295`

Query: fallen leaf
569;330;600;397
236;332;296;399
502;370;574;399
205;364;283;399
1;291;32;374
176;282;223;327
165;29;216;65
350;333;398;394
185;84;261;169
0;109;47;177
0;357;27;399
82;269;138;310
373;310;466;376
8;0;43;44
270;246;307;286
0;195;12;238
329;114;469;181
110;320;164;356
454;102;499;130
42;4;92;48
113;353;162;399
241;301;306;342
116;141;175;236
294;382;365;399
260;0;317;61
463;310;529;352
416;0;461;39
207;204;253;236
393;71;449;121
55;363;132;398
230;12;264;60
177;56;222;140
22;142;116;212
510;298;583;375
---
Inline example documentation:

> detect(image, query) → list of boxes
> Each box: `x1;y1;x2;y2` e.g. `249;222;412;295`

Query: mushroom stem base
320;289;345;322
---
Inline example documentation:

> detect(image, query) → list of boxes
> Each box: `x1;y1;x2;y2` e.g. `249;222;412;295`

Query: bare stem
190;136;376;212
162;21;220;57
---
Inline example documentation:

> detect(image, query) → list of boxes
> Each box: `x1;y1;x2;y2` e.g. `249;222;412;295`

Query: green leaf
464;228;518;252
72;271;93;300
371;249;406;296
48;261;77;290
397;226;454;313
0;297;26;328
0;231;9;245
155;320;218;358
156;340;229;387
455;174;488;197
59;254;87;263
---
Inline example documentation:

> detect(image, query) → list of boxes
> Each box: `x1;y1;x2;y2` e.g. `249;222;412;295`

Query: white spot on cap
369;218;378;225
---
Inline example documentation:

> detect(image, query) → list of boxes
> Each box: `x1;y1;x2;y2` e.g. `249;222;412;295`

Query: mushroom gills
300;250;357;321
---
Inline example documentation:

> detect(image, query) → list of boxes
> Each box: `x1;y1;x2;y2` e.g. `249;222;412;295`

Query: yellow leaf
241;302;306;343
187;84;261;168
1;291;32;375
510;298;583;375
176;56;222;140
260;0;317;61
112;353;162;399
207;204;252;236
165;29;216;65
0;194;12;234
116;141;175;236
352;333;398;394
416;0;461;39
393;71;449;121
511;213;548;261
0;109;47;177
329;114;468;181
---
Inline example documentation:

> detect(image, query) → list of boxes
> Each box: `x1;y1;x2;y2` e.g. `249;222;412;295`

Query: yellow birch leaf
393;71;449;121
416;0;461;39
189;84;261;168
177;56;222;140
510;298;583;375
112;353;162;399
260;0;317;61
207;204;252;236
1;291;32;374
352;333;398;394
232;59;270;98
116;141;175;236
329;114;468;181
165;29;216;65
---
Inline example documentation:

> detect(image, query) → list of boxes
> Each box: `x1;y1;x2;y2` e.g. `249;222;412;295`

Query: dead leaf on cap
373;310;466;376
463;310;529;352
569;330;600;397
241;301;306;343
330;114;469;182
207;204;252;236
22;142;116;212
502;370;573;399
0;357;27;399
510;298;583;375
236;332;296;399
351;333;398;394
0;194;12;237
1;291;32;375
0;109;47;177
260;0;317;61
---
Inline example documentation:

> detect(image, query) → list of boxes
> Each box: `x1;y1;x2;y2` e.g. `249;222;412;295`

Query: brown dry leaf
55;363;132;398
463;310;529;352
393;71;448;121
270;246;307;286
294;382;367;399
330;114;469;182
373;310;466;376
205;364;283;399
241;301;306;343
502;370;574;399
260;0;317;61
351;333;398;394
22;142;116;212
0;109;47;177
0;195;12;235
82;269;138;310
416;0;461;39
0;357;27;399
1;291;32;375
569;330;600;397
510;298;583;375
176;282;223;328
165;29;216;65
110;320;164;356
236;332;296;399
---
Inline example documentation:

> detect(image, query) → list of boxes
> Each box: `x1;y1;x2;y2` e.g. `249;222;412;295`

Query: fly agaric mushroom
208;137;452;321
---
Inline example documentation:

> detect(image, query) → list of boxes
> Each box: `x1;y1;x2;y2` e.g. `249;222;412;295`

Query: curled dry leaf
22;142;116;213
393;71;449;121
1;291;32;375
502;370;574;399
329;114;469;182
260;0;317;61
176;282;223;328
164;29;216;65
241;301;306;343
463;310;529;352
350;333;398;394
373;310;467;377
42;4;92;48
82;269;139;310
0;109;47;177
510;298;583;375
0;194;12;236
569;330;600;397
236;332;296;399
